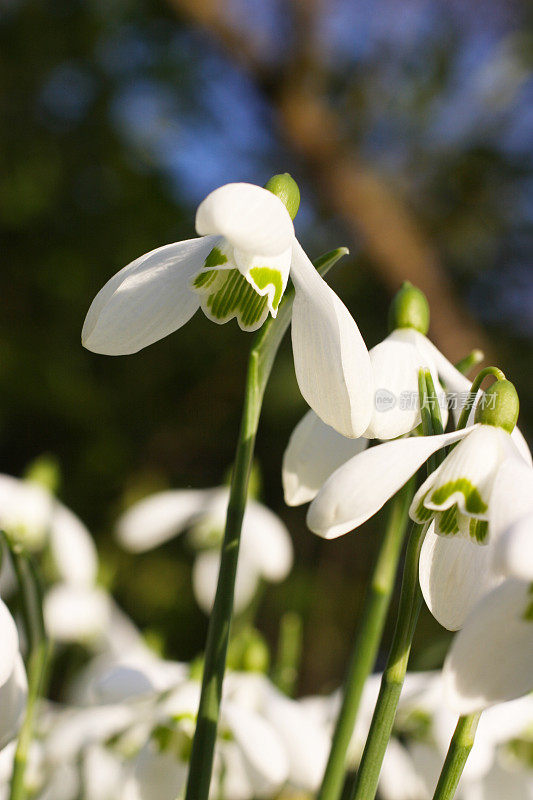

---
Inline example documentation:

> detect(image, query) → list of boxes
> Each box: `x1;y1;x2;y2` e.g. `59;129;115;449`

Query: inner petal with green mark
191;256;270;332
427;478;488;516
233;246;292;317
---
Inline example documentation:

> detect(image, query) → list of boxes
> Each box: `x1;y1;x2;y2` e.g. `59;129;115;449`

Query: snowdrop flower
43;583;112;645
282;282;457;506
82;177;373;438
413;380;531;629
116;486;293;613
0;473;98;589
308;380;530;629
364;282;450;441
0;599;28;751
443;512;533;713
306;425;474;539
403;684;533;799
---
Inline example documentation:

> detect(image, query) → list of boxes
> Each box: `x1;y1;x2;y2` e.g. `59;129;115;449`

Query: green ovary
249;266;283;310
430;479;488;515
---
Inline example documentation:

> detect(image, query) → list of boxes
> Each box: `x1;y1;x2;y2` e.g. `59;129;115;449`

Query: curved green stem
6;542;49;800
317;476;416;800
432;713;481;800
184;248;348;800
456;366;505;431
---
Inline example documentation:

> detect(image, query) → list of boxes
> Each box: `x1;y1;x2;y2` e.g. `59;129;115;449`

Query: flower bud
24;454;61;495
388;281;430;335
474;379;519;433
264;173;300;220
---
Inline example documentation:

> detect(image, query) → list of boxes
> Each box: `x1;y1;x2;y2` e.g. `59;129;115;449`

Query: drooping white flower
0;474;98;588
412;382;529;629
116;486;293;613
443;518;533;713
307;426;473;538
82;181;373;438
0;599;28;751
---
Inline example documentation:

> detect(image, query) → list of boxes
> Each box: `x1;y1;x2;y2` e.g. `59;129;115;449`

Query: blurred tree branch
167;0;491;361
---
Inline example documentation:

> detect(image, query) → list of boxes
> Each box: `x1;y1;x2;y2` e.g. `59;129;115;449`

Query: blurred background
1;0;532;695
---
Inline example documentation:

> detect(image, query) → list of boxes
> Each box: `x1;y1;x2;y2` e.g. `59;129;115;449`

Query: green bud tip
264;173;300;220
24;453;61;495
474;378;519;433
388;281;430;335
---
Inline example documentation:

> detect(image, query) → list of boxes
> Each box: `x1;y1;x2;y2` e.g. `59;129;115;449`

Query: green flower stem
184;248;348;800
6;542;49;800
317;475;416;800
454;350;483;376
349;371;443;800
349;521;426;800
432;713;481;800
456;366;505;431
273;611;303;697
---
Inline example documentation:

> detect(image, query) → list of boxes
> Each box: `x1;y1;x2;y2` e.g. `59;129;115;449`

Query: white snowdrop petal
0;599;19;688
83;745;125;800
444;579;533;713
233;246;292;317
378;738;428;800
224;704;289;795
307;428;473;539
44;584;111;643
116;489;222;552
419;526;502;631
49;504;98;586
365;335;425;440
283;410;368;506
290;240;373;438
240;501;293;581
480;694;533;746
0;475;53;550
489;457;533;543
261;685;330;792
125;743;188;800
416;425;507;518
493;514;533;580
511;426;533;466
47;705;137;763
82;237;218;355
0;655;27;751
192;550;259;614
195;183;294;256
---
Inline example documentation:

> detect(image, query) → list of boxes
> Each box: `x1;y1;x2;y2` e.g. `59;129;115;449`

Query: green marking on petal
437;505;459;536
204;246;228;268
430;479;488;515
192;268;219;290
469;518;488;544
192;266;269;331
507;737;533;768
413;490;435;522
524;584;533;622
249;266;284;310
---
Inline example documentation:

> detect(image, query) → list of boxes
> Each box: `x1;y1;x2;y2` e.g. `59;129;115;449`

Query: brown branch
167;0;492;362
